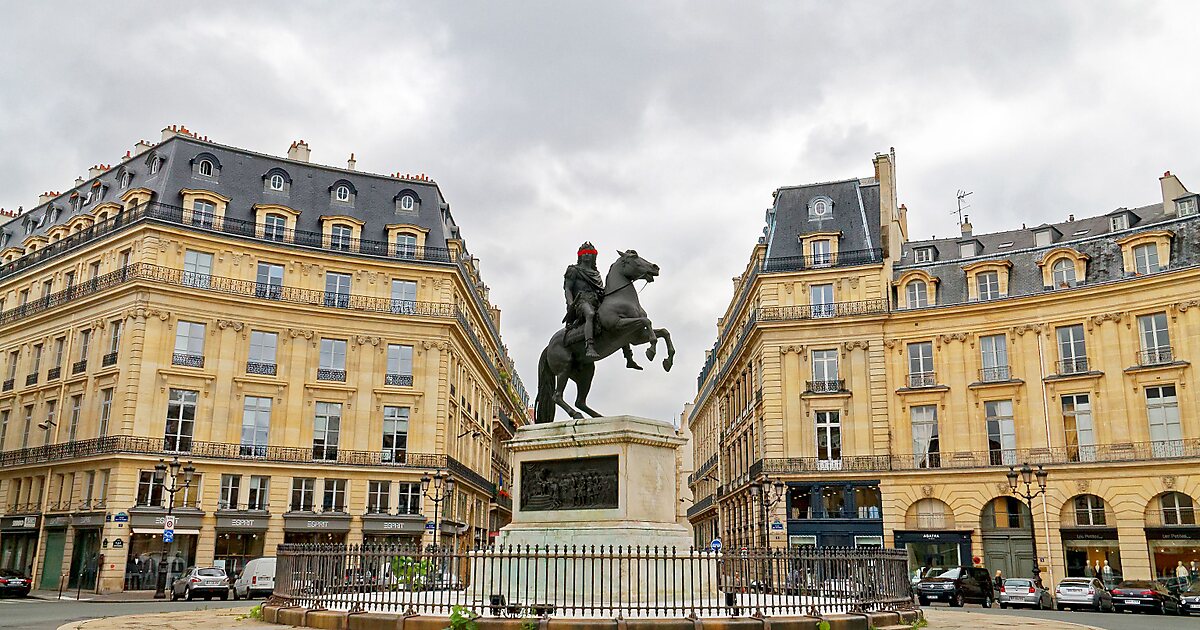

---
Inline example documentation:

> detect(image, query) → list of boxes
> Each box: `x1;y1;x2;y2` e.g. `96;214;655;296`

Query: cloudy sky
2;1;1197;423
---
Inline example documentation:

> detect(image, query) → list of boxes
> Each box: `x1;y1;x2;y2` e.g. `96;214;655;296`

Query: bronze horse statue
534;250;675;423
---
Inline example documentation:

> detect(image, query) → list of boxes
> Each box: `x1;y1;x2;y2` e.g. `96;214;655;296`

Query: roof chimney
1161;170;1189;216
131;140;154;158
88;164;107;178
288;140;311;163
960;215;972;237
74;176;84;187
38;192;56;205
1068;214;1075;221
347;153;356;171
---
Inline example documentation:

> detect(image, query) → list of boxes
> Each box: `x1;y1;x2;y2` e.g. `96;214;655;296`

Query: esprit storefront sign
215;514;270;531
282;514;351;532
362;514;425;534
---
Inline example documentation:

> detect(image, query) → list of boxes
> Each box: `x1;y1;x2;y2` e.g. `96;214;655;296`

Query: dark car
915;566;994;608
1111;580;1180;615
1180;583;1200;616
0;568;31;598
170;566;230;601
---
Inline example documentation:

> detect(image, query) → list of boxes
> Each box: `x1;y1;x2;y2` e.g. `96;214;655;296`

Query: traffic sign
709;538;722;551
163;515;177;531
163;530;174;544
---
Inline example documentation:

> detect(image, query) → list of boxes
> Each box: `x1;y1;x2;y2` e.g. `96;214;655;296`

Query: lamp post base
153;559;168;599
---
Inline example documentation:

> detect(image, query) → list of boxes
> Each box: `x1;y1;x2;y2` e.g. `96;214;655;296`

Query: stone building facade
687;151;1200;586
0;128;526;593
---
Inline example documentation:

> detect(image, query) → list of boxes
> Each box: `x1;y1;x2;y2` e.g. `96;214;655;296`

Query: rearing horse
534;250;675;423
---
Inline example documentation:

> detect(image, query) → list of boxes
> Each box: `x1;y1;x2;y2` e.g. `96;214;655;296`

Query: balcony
907;372;936;388
1057;357;1090;375
246;361;277;376
385;373;413;386
46;366;60;381
24;373;37;386
101;351;118;367
1;379;11;392
762;248;884;273
317;368;346;382
172;353;205;368
1139;346;1174;367
806;379;846;394
789;508;882;520
71;359;87;374
978;366;1012;382
758;299;889;322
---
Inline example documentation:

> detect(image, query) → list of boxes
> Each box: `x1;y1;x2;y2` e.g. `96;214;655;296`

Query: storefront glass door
67;529;100;590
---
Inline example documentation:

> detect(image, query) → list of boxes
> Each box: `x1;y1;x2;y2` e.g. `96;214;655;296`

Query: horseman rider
564;242;642;369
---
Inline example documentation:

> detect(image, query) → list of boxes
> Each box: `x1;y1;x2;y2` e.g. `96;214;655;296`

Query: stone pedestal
496;415;692;550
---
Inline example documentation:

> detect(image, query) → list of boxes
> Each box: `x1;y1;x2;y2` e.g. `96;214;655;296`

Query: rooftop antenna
954;190;973;224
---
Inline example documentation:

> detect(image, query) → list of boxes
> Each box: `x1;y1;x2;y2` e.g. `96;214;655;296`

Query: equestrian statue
534;243;675;424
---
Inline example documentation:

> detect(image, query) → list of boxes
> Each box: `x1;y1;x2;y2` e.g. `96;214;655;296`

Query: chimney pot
1068;214;1075;221
288;140;311;163
347;153;357;170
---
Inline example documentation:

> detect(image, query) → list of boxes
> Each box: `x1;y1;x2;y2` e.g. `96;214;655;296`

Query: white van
232;557;276;599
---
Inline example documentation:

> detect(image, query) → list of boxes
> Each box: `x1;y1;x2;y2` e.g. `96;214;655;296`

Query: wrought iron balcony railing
758;299;889;322
1057;357;1090;375
1139;346;1174;366
907;372;936;388
71;359;87;374
384;373;413;386
172;353;205;368
979;366;1011;382
761;248;884;273
46;367;60;381
24;373;37;386
806;379;845;394
246;361;277;376
101;352;118;367
317;368;346;382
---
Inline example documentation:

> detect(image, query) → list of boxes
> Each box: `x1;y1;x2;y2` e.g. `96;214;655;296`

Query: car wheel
1055;605;1063;611
983;595;993;608
170;588;178;602
219;591;228;601
1000;603;1008;609
186;587;194;601
918;597;930;607
951;593;964;608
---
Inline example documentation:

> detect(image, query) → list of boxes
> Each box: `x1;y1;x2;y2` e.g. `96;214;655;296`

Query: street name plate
520;455;619;511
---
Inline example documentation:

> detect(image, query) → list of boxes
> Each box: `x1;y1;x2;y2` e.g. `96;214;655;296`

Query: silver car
1055;576;1114;612
998;578;1052;610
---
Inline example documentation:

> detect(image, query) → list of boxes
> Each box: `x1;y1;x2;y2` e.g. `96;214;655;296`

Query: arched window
908;498;954;529
335;185;351;202
811;199;830;218
1052;258;1077;288
906;280;928;308
120;171;132;189
269;174;285;191
1161;492;1196;525
263;213;288;241
198;159;214;177
400;195;415;211
395;233;418;258
1074;494;1107;526
330;224;352;251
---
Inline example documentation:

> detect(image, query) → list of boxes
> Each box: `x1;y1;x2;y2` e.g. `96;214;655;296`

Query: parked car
0;569;31;598
170;566;230;601
1111;580;1181;615
1180;582;1200;616
998;578;1052;610
232;557;276;600
911;566;948;589
1054;577;1113;612
915;566;994;608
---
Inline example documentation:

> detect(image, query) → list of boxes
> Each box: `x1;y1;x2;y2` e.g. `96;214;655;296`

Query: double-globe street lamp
421;469;456;550
152;456;196;599
749;475;787;548
1007;462;1048;587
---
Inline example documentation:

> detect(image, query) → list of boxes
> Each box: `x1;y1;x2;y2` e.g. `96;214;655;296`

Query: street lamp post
1007;462;1048;587
748;475;787;548
420;469;456;550
152;456;196;599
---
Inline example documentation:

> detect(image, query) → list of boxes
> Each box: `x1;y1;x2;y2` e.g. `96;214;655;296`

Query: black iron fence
274;544;912;618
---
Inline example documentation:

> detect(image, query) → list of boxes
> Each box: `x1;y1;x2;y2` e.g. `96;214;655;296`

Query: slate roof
895;201;1200;305
1;135;458;250
765;177;881;260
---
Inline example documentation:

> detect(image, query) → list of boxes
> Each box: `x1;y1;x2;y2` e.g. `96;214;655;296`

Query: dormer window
396;232;418;258
1110;215;1128;231
191;153;221;179
906;280;929;308
330;224;353;251
400;195;415;211
262;168;291;194
959;241;979;258
1178;197;1198;217
270;174;285;191
335;185;351;202
120;171;132;189
914;247;934;263
807;196;833;220
1051;258;1077;288
1034;225;1060;247
330;180;357;206
147;154;163;175
976;271;1001;300
198;159;214;177
1133;243;1160;274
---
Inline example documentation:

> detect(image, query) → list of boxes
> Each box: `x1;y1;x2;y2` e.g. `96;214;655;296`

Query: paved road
0;596;243;630
924;602;1199;630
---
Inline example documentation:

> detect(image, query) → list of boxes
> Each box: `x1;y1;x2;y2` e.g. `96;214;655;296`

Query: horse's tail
533;348;556;424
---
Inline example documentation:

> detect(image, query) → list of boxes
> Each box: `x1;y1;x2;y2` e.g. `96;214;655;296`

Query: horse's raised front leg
654;328;675;371
572;362;603;418
553;372;583;420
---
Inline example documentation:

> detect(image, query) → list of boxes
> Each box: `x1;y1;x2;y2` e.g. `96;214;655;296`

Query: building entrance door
39;530;66;590
67;529;100;590
982;533;1033;579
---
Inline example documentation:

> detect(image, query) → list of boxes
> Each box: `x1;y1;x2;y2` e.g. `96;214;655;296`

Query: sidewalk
31;588;189;602
923;609;1102;630
55;606;300;630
